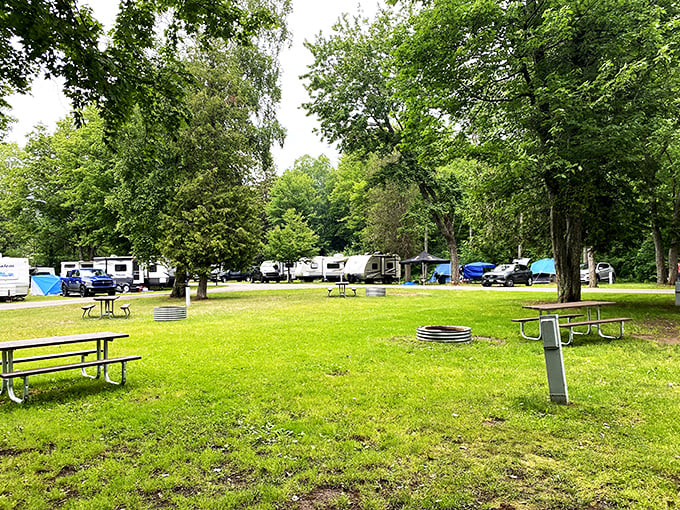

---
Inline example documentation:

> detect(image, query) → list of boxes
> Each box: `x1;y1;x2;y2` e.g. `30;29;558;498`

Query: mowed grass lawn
0;288;679;509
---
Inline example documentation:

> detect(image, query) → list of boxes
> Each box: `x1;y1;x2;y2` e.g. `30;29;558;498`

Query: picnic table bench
517;301;632;345
0;332;141;403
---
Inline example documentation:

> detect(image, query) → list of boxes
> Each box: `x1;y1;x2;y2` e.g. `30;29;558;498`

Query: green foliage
0;108;125;265
263;208;319;267
0;0;280;134
160;170;260;275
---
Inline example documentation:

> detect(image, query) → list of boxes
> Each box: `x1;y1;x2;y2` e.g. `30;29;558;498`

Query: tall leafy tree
263;208;319;280
157;39;284;299
397;0;680;301
303;10;467;283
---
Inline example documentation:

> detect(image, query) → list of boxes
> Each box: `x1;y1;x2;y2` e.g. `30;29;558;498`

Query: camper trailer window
327;263;340;269
149;264;157;272
372;263;378;270
387;262;394;269
114;264;127;272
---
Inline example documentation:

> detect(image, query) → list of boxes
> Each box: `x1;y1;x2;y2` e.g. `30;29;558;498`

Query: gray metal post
675;282;680;306
539;315;569;405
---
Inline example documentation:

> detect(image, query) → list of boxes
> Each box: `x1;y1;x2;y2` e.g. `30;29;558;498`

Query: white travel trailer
343;252;401;283
294;256;324;282
0;256;30;300
60;260;95;278
259;260;287;282
322;254;347;282
294;254;347;282
93;255;174;292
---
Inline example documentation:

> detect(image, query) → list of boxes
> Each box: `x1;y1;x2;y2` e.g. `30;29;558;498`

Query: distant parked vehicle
580;262;615;284
481;260;533;287
220;268;255;282
0;256;30;300
61;268;117;297
259;261;285;283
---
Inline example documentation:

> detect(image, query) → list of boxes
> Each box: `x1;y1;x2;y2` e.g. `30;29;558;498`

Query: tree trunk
652;225;667;285
586;246;597;288
404;264;411;282
431;212;460;285
197;275;208;299
170;270;186;298
668;188;680;285
551;204;582;302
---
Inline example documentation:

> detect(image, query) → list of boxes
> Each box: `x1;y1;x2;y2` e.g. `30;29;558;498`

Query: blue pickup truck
61;269;117;297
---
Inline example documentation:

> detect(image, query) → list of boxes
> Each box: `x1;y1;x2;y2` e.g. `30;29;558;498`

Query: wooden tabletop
0;332;128;351
523;301;616;311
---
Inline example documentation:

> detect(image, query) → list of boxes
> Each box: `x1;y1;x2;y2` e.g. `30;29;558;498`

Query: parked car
61;268;117;297
580;262;615;283
220;268;258;282
481;262;533;287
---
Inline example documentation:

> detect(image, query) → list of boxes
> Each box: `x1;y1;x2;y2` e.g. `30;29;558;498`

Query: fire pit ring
153;306;187;321
417;325;471;343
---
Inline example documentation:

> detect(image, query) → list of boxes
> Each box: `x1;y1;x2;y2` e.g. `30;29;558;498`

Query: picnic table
516;301;631;345
0;332;141;403
93;295;119;318
327;282;357;297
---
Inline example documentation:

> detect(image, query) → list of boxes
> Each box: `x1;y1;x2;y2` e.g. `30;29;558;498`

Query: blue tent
428;262;494;283
428;263;451;283
30;275;62;296
530;258;556;284
462;262;495;281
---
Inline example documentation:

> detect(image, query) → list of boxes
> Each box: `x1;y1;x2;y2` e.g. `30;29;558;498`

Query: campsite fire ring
416;325;472;343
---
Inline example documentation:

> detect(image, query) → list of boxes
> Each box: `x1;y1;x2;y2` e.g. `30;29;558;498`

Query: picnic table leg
105;360;128;386
597;320;626;340
3;352;25;403
81;339;102;379
518;321;541;341
1;351;7;396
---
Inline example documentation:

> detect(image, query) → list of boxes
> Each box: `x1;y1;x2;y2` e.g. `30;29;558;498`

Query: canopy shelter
30;275;62;296
530;258;556;284
400;251;449;284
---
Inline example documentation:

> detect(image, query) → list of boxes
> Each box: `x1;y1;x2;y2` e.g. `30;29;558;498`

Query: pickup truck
61;268;117;297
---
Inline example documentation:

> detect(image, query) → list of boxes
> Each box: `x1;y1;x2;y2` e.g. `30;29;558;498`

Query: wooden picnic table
0;332;140;403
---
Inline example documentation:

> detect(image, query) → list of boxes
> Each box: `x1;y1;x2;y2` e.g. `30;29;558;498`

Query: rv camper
60;260;95;278
322;255;346;282
343;252;400;283
0;256;30;300
93;256;173;292
259;260;287;282
294;257;324;282
294;255;346;282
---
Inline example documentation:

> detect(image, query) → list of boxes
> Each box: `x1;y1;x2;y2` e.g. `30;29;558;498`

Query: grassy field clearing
0;289;678;509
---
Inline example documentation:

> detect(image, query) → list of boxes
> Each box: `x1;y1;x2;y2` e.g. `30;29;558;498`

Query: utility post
539;315;569;405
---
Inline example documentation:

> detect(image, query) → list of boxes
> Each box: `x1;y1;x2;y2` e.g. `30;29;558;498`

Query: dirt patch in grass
296;486;358;509
634;318;680;344
474;336;506;346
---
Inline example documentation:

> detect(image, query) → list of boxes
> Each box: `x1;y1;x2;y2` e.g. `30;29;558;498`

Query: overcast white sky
4;0;384;172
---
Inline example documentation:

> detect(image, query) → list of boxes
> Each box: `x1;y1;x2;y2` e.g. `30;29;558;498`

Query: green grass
0;289;679;509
